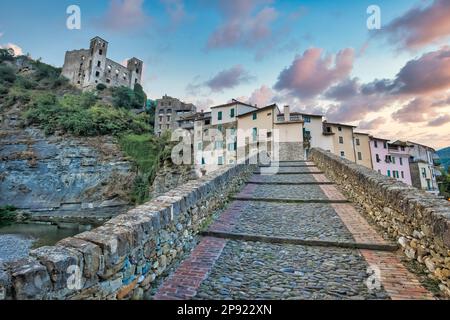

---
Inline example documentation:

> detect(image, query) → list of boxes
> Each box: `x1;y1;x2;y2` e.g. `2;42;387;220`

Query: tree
0;48;14;63
133;83;147;108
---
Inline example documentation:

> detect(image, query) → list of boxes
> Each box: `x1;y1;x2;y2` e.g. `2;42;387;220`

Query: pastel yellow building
322;122;357;162
354;132;373;169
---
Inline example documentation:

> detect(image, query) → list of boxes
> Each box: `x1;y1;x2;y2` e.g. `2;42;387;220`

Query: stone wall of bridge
310;148;450;296
0;163;255;300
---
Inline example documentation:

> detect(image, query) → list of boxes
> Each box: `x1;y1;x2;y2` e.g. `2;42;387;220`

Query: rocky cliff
0;104;134;223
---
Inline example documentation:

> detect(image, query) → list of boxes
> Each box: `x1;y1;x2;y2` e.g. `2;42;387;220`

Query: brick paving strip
310;167;435;300
153;162;435;300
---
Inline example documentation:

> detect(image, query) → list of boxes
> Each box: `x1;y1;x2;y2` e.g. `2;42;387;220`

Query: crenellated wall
0;163;255;300
309;148;450;296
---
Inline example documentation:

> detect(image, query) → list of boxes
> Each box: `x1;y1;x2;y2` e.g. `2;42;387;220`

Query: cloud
207;0;277;50
273;48;354;99
248;85;274;107
392;98;438;123
161;0;186;26
325;77;359;100
324;46;450;123
205;65;254;92
97;0;149;32
380;0;450;51
428;114;450;127
358;117;386;130
0;43;23;56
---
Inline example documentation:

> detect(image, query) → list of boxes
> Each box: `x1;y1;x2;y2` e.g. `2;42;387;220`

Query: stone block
9;258;52;300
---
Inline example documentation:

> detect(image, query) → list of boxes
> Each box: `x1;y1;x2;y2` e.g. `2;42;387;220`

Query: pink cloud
381;0;450;50
97;0;149;32
358;117;386;130
0;43;23;56
207;0;277;50
428;114;450;127
248;85;274;107
392;98;438;123
205;65;254;92
274;48;354;99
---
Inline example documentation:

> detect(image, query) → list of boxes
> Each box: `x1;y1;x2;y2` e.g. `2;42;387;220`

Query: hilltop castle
61;36;143;90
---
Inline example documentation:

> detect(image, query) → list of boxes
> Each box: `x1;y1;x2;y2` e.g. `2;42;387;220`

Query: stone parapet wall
278;142;304;161
309;148;450;296
0;163;255;300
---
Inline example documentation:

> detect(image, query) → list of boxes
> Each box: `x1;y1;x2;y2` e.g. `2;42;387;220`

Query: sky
0;0;449;149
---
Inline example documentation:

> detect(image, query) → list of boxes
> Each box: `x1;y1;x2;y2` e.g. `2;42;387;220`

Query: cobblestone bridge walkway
154;161;434;300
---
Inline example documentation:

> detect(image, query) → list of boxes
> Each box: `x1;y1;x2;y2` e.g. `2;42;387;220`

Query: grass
118;133;172;204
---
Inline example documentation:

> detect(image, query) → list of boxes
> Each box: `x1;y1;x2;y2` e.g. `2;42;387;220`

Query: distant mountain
437;147;450;172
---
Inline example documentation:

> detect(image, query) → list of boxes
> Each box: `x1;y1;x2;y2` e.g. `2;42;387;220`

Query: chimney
284;105;290;122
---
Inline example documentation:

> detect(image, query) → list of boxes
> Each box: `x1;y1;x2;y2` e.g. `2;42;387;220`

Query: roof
236;104;277;118
91;36;108;43
323;121;357;128
354;132;370;136
406;141;436;152
210;100;257;110
276;110;323;118
369;136;390;142
390;140;412;147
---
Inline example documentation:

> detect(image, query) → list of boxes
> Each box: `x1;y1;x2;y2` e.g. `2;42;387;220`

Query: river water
0;223;91;263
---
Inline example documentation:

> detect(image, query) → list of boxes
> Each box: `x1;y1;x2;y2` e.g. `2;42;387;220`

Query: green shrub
24;93;151;136
112;85;147;109
15;75;38;89
96;83;107;91
0;65;16;84
0;84;8;95
133;83;147;107
31;59;60;81
0;205;17;226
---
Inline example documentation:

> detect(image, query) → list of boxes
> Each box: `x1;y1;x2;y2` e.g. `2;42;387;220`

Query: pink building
369;137;412;186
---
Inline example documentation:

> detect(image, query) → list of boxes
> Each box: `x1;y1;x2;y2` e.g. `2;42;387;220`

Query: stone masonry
61;36;143;91
0;164;255;300
154;160;434;300
310;148;450;297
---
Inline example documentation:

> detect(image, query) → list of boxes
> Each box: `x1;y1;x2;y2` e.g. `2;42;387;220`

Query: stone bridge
1;149;449;300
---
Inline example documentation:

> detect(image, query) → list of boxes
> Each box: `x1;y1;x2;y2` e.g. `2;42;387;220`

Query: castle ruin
61;36;143;90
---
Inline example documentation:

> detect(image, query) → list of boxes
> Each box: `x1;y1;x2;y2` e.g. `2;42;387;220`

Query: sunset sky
1;0;449;149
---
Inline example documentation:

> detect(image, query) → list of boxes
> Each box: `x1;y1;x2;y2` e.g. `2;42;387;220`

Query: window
218;111;223;121
376;154;380;163
340;151;345;157
401;171;404;179
230;128;236;136
228;143;236;151
136;69;140;74
374;140;378;148
167;116;171;122
201;158;205;165
383;142;387;149
358;152;362;161
167;109;172;113
97;61;101;67
422;168;427;178
387;170;391;177
400;157;403;166
252;128;258;142
106;79;110;83
215;141;223;150
338;126;342;131
304;116;311;123
218;156;224;166
267;132;272;138
426;179;431;190
392;157;396;164
339;136;344;144
252;112;257;120
356;138;360;146
95;71;100;77
198;142;202;150
205;119;211;125
99;49;103;55
230;108;235;118
159;116;163;122
401;146;405;151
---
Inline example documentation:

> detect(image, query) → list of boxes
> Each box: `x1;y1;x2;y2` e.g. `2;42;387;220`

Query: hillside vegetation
0;49;167;204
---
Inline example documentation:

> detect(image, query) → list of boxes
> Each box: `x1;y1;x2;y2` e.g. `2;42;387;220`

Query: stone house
154;95;197;136
61;36;143;91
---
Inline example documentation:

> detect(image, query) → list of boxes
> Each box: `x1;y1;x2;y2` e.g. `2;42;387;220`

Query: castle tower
127;57;143;88
88;36;108;86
